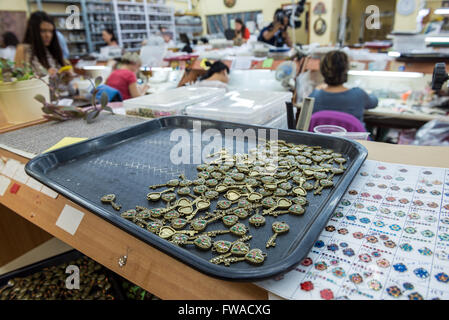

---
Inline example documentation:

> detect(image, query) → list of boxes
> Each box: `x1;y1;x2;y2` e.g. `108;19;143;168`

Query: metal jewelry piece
266;222;290;248
101;194;122;211
147;188;175;201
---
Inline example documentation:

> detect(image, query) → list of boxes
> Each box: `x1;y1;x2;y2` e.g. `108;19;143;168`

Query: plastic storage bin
264;112;288;129
123;87;226;118
185;90;292;126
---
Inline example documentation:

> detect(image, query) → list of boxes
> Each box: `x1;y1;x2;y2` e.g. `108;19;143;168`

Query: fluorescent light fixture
418;8;430;16
388;51;401;57
82;66;108;70
434;8;449;15
425;36;449;43
348;70;424;78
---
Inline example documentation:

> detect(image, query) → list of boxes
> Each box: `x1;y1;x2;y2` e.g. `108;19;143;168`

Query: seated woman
234;18;250;45
106;52;149;100
195;61;230;90
15;11;70;77
102;29;119;47
309;50;378;123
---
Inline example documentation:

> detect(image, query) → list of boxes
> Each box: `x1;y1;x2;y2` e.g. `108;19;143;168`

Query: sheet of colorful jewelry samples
257;160;449;300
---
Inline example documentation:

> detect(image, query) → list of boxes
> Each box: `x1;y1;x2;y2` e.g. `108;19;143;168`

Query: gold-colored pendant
266;221;290;248
101;194;122;211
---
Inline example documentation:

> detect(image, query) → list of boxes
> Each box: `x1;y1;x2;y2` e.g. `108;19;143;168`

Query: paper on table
56;204;84;236
232;57;253;70
262;58;274;68
44;137;87;153
26;178;43;192
0;175;11;196
1;159;20;178
12;163;29;184
41;186;59;199
256;160;449;300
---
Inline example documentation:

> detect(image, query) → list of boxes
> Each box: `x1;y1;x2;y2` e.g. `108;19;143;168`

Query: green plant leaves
34;94;47;104
103;106;114;114
100;91;108;108
94;76;103;88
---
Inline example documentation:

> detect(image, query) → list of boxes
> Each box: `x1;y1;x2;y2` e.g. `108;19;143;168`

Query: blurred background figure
15;11;70;76
106;52;149;100
0;32;19;61
233;18;250;45
102;29;119;47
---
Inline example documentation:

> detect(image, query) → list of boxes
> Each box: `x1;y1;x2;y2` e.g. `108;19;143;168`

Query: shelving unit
113;0;149;52
147;2;176;38
174;14;202;42
85;1;116;53
28;0;176;55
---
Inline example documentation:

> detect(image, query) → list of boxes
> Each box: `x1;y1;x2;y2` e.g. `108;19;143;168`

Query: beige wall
0;0;27;12
346;0;396;44
309;0;343;45
393;0;421;32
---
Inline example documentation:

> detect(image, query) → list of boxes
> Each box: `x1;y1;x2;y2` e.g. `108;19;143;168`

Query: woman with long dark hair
102;29;119;47
195;60;230;90
15;11;69;76
234;18;250;43
0;32;19;61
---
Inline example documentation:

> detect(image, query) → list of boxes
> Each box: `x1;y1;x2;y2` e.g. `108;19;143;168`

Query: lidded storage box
185;90;292;125
123;87;226;118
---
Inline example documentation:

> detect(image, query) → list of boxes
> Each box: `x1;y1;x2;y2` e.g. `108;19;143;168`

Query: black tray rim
25;115;368;281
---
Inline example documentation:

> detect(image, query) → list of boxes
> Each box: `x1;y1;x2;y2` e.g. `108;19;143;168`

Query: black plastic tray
0;250;124;300
25;116;368;281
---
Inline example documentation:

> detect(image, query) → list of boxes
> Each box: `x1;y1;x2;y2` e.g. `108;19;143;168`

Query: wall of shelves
28;0;175;56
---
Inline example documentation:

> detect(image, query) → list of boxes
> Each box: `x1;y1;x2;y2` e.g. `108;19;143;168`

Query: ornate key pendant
266;222;290;248
101;194;122;211
147;187;175;201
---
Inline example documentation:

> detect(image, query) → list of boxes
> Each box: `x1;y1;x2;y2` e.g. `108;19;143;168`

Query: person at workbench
258;9;293;47
195;60;230;90
233;18;250;45
309;50;378;123
106;52;149;100
15;11;71;77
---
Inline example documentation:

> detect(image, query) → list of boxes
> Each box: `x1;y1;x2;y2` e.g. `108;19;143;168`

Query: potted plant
0;58;50;124
34;75;114;124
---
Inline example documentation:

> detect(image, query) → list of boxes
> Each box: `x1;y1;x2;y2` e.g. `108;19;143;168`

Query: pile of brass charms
121;280;159;300
101;140;347;267
0;256;116;300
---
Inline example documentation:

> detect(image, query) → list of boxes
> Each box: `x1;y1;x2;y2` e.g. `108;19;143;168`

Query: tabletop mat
0;113;147;158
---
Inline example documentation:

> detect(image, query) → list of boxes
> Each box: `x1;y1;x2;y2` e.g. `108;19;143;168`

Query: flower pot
0;77;49;124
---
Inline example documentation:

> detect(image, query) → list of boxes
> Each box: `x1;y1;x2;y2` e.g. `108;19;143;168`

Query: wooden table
364;108;448;130
1;124;449;299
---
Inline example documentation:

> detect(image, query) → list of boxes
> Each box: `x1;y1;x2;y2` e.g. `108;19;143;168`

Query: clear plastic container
185;90;293;125
332;131;371;141
264;112;288;129
314;125;347;135
123;87;226;118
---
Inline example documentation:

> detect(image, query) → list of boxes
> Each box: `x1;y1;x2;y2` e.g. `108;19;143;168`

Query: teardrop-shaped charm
193;235;212;250
213;240;232;254
222;215;239;227
230;223;248;236
245;249;266;265
249;214;266;228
